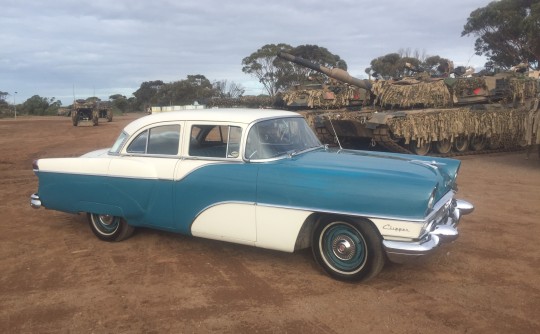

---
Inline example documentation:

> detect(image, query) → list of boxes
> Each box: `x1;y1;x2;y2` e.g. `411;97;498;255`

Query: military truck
277;52;540;156
71;99;98;126
71;98;112;126
96;101;113;122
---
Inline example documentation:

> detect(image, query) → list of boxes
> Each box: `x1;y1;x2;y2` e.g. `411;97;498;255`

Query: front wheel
88;213;134;242
312;218;385;281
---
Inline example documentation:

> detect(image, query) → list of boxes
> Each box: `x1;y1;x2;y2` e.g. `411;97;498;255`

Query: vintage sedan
30;109;473;281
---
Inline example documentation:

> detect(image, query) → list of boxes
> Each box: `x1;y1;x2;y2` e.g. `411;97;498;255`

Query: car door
174;123;258;244
108;122;182;229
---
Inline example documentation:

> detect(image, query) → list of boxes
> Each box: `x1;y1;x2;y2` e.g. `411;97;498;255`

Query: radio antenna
328;117;343;150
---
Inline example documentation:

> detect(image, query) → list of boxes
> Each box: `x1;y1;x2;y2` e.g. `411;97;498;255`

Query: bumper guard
383;199;473;263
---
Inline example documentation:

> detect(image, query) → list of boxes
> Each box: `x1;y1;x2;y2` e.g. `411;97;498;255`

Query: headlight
428;191;436;210
427;188;437;213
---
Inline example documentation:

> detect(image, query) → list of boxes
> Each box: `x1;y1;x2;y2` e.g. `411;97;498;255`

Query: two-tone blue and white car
30;109;473;281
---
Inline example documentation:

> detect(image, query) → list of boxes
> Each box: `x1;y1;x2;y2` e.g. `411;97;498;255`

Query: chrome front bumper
383;199;473;264
30;193;42;209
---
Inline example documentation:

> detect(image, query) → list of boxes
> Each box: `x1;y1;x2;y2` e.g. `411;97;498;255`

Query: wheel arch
294;212;382;251
77;202;125;218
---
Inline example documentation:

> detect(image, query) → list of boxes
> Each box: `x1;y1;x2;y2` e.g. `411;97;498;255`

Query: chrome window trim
122;121;183;156
36;170;159;180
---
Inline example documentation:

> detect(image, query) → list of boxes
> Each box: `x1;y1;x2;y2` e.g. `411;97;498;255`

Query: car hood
319;148;460;198
256;148;460;220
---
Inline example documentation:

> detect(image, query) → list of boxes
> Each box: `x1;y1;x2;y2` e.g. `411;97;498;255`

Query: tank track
372;127;411;154
373;126;525;158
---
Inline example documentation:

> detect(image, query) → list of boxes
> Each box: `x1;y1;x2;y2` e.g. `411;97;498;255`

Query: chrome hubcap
332;235;356;260
99;214;114;225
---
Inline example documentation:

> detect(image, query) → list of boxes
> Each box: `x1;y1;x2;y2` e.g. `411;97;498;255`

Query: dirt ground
1;114;539;333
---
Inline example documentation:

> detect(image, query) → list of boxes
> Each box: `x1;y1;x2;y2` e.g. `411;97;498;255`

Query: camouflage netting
282;86;362;109
372;79;452;109
506;78;539;104
386;105;534;147
524;99;540;145
451;77;487;96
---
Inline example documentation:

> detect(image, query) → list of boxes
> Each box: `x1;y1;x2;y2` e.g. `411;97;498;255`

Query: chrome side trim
256;202;425;223
30;193;41;209
36;170;159;181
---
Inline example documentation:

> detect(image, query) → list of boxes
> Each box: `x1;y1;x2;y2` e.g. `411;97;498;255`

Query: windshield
109;131;128;154
245;117;322;160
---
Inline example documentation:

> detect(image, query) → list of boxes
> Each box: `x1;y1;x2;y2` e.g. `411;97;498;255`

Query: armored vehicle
71;99;98;126
71;99;113;126
96;101;113;122
277;52;540;156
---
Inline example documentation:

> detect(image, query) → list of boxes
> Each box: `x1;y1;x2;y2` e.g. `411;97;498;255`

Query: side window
126;124;180;155
189;125;242;158
147;125;180;155
127;130;148;154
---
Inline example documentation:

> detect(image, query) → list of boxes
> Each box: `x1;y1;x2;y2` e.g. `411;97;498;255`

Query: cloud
0;0;491;104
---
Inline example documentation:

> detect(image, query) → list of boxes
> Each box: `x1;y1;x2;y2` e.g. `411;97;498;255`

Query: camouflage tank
277;52;540;156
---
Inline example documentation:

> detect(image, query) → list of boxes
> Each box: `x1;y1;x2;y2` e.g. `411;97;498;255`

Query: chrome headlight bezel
427;187;437;211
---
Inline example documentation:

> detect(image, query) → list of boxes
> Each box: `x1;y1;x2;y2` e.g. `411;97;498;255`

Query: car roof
123;108;301;134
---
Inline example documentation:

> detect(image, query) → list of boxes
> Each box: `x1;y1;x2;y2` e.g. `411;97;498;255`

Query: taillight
32;160;39;171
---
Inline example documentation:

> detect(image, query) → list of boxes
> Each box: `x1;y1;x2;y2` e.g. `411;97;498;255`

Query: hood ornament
410;160;446;170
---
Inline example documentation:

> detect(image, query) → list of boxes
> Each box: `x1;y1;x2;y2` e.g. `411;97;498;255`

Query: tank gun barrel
277;52;372;90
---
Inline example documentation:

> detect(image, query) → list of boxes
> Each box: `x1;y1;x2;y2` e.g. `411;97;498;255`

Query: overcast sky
1;0;492;105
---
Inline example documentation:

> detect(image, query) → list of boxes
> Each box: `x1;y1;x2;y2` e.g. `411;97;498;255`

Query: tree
133;80;164;110
369;53;402;79
152;75;215;106
242;43;348;96
19;95;61;115
0;91;8;102
242;43;293;98
276;44;349;90
110;94;130;112
462;0;540;70
0;91;9;116
213;80;245;98
368;52;451;79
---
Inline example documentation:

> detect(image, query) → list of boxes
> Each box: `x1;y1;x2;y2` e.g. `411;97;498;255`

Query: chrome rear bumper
30;193;41;209
383;199;473;264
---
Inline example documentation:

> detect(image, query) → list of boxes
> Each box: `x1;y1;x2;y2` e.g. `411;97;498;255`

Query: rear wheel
88;213;134;242
312;218;385;281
